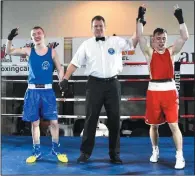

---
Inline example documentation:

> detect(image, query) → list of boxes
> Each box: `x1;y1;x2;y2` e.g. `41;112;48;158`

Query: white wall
2;1;194;38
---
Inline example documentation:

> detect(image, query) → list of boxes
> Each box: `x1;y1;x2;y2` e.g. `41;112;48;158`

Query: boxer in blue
5;26;68;163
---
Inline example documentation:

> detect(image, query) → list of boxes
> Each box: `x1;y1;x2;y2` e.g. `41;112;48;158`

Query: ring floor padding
2;136;194;175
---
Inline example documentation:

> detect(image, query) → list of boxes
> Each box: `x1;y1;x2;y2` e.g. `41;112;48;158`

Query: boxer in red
137;4;189;169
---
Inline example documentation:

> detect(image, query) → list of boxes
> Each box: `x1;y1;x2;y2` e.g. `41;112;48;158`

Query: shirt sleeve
117;36;134;52
70;41;86;68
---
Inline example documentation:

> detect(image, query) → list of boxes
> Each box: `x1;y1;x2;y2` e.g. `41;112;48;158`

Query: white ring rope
1;114;194;119
1;97;195;101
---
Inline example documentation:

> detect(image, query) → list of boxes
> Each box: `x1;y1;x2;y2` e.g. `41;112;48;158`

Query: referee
60;8;145;164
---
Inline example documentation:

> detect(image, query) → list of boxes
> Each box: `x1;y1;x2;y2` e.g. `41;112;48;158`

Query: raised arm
5;28;29;56
169;5;189;56
137;6;151;56
131;5;146;48
131;31;138;49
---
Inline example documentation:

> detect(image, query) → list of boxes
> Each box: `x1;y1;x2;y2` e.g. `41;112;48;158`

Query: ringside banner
72;35;194;75
1;38;64;76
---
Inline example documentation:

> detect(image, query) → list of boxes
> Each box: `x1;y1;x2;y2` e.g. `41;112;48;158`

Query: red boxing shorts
145;89;179;125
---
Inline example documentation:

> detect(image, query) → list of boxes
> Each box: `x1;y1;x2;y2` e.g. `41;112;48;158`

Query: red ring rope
124;62;194;65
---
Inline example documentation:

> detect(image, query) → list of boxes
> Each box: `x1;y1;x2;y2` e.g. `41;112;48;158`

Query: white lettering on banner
1;65;29;73
1;38;64;76
72;35;194;75
175;71;180;91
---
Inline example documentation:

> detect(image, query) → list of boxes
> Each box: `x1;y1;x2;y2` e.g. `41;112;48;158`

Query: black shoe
110;155;123;164
77;153;90;163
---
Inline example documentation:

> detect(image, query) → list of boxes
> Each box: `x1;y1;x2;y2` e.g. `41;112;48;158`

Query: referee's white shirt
71;36;134;78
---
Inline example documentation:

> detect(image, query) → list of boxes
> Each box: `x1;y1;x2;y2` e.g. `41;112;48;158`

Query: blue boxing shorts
22;85;58;122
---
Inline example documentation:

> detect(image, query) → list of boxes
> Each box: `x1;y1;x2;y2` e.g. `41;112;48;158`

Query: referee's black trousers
80;76;121;157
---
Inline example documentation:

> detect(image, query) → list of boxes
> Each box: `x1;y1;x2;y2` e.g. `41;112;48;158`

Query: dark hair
31;26;45;33
91;15;105;25
153;28;167;36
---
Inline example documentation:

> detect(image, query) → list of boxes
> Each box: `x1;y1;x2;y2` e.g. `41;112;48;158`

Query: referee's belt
89;75;117;82
150;79;173;83
28;84;52;89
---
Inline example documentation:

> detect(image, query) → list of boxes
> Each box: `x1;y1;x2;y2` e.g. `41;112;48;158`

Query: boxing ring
1;61;194;175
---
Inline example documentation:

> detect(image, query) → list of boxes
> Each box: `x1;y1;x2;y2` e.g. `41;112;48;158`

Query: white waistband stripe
28;84;52;89
148;81;176;91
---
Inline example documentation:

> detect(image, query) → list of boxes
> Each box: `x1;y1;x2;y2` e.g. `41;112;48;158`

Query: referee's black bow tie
96;37;105;42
